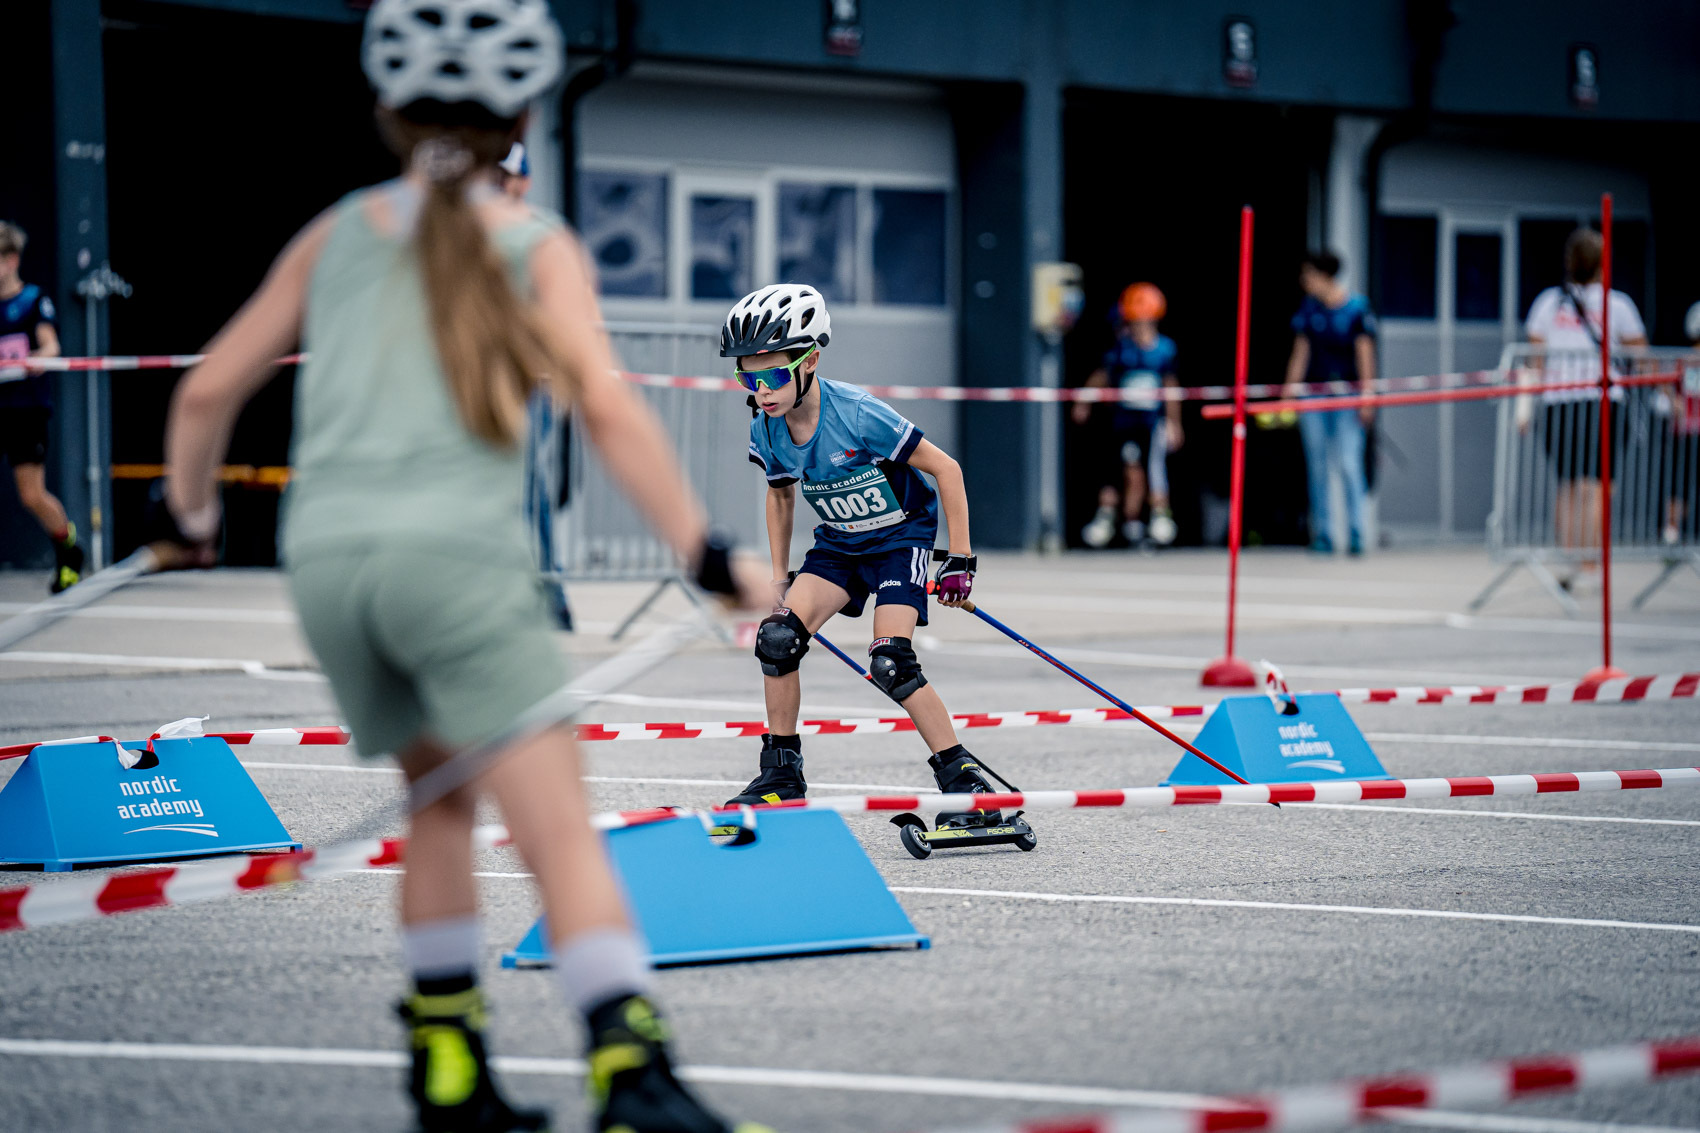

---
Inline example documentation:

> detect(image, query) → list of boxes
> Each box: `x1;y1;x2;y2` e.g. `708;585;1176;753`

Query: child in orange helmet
1073;282;1182;547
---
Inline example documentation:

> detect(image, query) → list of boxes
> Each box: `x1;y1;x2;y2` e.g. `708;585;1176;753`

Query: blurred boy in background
0;221;81;592
1074;282;1182;548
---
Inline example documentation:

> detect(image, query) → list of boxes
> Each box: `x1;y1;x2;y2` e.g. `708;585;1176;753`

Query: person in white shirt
1523;227;1648;583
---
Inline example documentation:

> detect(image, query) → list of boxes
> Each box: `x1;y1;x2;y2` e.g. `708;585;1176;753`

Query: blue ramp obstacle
0;737;299;871
1162;693;1389;786
505;807;928;967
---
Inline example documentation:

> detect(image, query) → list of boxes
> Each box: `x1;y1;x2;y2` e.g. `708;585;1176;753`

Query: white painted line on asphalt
916;641;1550;686
0;650;270;672
890;887;1700;934
240;761;393;774
237;760;1688;827
1;1036;1690;1133
590;692;892;716
0;1036;1224;1110
238;760;934;794
1364;733;1700;755
1267;801;1700;829
0;601;297;624
0;649;326;681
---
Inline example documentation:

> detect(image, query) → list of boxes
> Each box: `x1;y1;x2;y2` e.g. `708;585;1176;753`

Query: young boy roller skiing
722;284;1030;851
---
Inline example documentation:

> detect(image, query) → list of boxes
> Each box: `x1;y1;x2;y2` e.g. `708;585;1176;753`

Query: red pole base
1582;664;1628;683
1202;656;1258;688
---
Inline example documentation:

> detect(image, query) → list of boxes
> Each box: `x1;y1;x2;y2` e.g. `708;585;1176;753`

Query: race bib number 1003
801;466;905;532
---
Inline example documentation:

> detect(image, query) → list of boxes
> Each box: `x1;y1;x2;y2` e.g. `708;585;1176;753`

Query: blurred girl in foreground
155;2;764;1130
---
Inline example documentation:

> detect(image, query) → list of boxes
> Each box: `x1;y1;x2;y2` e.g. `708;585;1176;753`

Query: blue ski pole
813;630;873;680
956;599;1254;787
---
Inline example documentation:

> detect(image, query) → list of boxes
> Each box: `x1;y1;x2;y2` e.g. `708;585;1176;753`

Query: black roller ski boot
890;746;1037;859
587;994;770;1133
398;983;549;1132
50;521;83;594
713;735;805;837
722;734;805;808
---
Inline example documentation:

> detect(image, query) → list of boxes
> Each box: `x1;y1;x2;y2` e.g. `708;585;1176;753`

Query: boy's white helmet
720;284;832;359
362;0;563;120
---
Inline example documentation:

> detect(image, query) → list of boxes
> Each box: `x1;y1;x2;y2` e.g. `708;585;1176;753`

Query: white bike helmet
720;284;832;360
362;0;563;120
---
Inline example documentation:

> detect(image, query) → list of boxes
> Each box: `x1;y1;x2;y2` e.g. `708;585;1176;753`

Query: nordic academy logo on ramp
117;774;216;836
1276;721;1344;773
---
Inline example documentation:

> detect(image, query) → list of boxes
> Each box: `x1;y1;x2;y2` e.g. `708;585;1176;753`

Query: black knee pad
755;609;810;677
868;636;927;703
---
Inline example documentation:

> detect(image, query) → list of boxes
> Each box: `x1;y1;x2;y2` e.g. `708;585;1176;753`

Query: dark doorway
1062;91;1328;549
0;2;59;568
102;1;393;563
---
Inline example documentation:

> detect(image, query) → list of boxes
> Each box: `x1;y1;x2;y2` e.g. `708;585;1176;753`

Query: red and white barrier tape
8;351;1533;404
5;671;1694;760
960;1036;1700;1133
0;823;509;934
1334;672;1700;707
2;765;1695;934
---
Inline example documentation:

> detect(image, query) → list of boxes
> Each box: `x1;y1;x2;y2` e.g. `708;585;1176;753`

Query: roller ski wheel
398;987;549;1133
588;994;771;1133
894;814;932;860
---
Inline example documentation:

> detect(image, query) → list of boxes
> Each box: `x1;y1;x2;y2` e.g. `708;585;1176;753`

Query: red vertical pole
1585;193;1626;682
1204;206;1258;687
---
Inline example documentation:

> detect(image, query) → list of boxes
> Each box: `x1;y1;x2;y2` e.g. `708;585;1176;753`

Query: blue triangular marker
1162;693;1389;785
0;737;299;871
505;808;928;967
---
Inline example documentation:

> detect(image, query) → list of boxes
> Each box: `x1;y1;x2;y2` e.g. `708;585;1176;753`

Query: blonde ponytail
384;114;575;447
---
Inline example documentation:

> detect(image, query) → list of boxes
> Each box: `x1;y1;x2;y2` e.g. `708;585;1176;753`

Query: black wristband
142;481;213;550
693;530;737;596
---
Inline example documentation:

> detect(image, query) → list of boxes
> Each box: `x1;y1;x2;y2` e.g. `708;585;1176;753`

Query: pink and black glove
932;554;976;604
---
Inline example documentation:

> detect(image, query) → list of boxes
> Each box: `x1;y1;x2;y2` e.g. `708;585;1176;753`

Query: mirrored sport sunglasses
735;344;818;392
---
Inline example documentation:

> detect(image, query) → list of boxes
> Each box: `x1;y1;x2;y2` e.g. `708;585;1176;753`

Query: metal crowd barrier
1474;344;1700;614
539;322;761;637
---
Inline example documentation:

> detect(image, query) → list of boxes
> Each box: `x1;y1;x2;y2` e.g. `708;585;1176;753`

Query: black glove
142;481;219;561
693;529;738;596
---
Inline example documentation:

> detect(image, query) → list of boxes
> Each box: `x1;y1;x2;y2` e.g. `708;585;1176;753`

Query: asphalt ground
2;548;1699;1133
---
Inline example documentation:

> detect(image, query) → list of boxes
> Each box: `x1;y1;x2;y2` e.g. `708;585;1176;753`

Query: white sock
552;927;651;1015
401;914;482;982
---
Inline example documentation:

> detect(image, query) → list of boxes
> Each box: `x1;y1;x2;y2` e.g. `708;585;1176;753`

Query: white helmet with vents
720;284;833;359
362;0;563;120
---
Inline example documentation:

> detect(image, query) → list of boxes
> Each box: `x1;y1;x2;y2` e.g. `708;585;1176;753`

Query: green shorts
288;544;570;760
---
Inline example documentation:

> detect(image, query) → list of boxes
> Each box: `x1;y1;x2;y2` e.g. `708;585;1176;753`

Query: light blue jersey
748;378;938;556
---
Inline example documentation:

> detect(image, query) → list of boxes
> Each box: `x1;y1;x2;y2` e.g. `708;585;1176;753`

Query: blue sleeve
1290;300;1309;335
1354;301;1377;338
34;291;56;329
748;418;796;486
858;396;924;463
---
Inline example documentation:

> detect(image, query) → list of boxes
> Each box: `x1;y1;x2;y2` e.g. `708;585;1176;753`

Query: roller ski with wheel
890;748;1036;859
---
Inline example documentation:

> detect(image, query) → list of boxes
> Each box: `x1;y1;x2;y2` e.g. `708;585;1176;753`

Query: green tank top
282;186;562;567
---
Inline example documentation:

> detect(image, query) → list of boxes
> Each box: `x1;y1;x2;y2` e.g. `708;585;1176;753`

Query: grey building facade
4;0;1698;563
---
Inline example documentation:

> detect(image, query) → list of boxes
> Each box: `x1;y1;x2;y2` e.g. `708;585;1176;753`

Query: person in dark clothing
1282;250;1377;555
0;221;81;591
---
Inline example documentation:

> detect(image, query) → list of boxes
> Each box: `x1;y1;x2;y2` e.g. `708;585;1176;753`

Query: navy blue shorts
799;544;932;626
